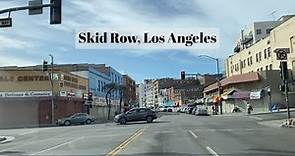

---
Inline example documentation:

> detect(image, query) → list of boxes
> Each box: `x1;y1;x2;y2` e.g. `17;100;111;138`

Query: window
260;67;263;71
267;47;271;57
264;49;267;59
257;68;259;71
259;52;262;61
269;64;272;70
97;80;101;92
243;60;246;68
139;108;147;112
256;53;259;62
266;65;268;70
250;56;253;65
247;58;250;66
256;29;262;35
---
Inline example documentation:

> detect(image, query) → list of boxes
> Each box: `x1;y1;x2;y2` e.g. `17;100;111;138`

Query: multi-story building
0;67;88;128
122;74;136;107
233;15;294;53
204;15;295;114
143;79;154;107
136;83;145;107
56;64;123;106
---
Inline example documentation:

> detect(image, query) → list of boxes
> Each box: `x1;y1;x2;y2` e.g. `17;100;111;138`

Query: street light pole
49;54;55;125
199;55;222;114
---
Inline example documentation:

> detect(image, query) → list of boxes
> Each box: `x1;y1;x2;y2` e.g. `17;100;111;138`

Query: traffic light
181;71;185;80
279;61;288;80
50;0;62;24
42;60;48;72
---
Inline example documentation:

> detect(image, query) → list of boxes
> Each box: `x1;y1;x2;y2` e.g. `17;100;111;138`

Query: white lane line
30;137;84;155
188;130;198;139
206;146;219;156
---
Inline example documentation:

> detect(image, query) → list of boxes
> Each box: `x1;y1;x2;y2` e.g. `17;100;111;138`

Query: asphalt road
1;112;295;155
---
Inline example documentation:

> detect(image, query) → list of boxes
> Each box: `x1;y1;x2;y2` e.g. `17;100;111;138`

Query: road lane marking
188;130;198;139
29;137;84;155
106;129;144;156
206;146;219;156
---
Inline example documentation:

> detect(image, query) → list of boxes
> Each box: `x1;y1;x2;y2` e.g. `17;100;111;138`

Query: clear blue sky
0;0;294;83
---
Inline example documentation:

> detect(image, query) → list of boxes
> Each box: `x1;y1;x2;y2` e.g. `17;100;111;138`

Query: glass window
266;65;268;70
264;49;267;59
97;80;101;92
256;29;262;35
268;47;271;57
256;53;259;62
269;64;272;70
259;52;262;61
250;56;253;65
260;67;263;71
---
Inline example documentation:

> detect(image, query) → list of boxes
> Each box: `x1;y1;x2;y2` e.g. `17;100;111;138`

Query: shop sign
0;91;52;98
250;91;261;99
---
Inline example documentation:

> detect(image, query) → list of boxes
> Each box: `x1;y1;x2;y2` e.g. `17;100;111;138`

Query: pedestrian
246;102;253;114
211;105;215;115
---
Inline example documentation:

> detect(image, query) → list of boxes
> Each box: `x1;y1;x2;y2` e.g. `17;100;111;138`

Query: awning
221;89;236;100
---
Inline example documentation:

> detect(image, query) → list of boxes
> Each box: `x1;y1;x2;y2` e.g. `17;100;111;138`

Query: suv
114;108;157;124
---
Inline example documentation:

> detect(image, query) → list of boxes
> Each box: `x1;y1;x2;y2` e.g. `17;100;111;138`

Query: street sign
0;18;12;28
28;0;43;15
274;48;290;60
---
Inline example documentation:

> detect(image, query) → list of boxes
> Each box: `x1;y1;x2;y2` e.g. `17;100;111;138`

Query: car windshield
1;0;295;156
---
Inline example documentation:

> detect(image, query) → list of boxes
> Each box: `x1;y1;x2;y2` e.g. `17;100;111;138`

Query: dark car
56;113;96;126
114;108;157;124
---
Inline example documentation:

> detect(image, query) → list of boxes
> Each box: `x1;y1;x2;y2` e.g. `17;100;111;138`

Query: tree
103;83;126;120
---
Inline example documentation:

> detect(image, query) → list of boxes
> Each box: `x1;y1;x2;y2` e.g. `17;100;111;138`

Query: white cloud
0;35;35;49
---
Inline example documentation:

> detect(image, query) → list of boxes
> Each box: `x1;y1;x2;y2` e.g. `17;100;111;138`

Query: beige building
226;15;295;78
205;15;295;114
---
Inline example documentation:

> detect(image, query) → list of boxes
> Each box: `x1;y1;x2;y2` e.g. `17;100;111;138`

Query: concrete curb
251;109;295;116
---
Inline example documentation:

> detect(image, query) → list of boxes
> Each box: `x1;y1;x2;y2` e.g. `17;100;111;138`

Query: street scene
1;0;295;156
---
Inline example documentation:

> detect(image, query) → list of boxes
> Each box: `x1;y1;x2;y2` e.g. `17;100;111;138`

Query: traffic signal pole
284;79;290;120
49;54;55;125
0;4;52;15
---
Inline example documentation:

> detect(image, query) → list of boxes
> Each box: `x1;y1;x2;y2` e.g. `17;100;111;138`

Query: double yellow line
106;129;144;156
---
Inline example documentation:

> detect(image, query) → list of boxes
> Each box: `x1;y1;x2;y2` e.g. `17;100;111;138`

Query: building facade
205;15;295;114
0;68;88;128
122;75;136;107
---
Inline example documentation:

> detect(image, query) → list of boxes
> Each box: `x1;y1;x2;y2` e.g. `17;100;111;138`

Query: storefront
0;69;88;128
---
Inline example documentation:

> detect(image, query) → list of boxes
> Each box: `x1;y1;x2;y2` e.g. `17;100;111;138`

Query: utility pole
49;54;55;125
199;55;222;115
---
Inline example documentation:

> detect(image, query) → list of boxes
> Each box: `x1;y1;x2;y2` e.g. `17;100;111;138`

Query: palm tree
103;83;126;120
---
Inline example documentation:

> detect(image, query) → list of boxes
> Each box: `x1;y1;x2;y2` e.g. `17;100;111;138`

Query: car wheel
85;119;91;124
146;116;153;123
119;118;127;125
64;120;71;126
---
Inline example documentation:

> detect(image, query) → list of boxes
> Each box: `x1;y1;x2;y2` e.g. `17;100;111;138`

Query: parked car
192;107;198;115
195;106;209;116
167;108;173;112
114;108;157;124
56;113;96;126
186;107;194;114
